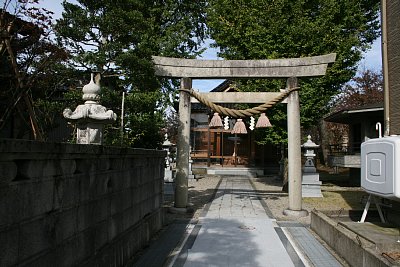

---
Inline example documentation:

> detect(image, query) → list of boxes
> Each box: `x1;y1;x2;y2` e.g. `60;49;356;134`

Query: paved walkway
173;176;343;267
132;176;344;267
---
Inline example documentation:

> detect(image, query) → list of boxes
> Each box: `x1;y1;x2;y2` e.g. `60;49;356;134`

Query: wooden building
324;102;384;169
190;81;280;169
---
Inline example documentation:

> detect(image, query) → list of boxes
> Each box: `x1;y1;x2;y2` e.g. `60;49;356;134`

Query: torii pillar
284;77;308;216
152;54;336;216
175;77;192;208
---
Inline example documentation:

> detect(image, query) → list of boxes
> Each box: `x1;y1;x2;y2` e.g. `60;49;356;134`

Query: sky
41;0;382;92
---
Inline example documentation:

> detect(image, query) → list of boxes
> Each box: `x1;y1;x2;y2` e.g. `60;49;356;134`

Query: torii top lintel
152;53;336;79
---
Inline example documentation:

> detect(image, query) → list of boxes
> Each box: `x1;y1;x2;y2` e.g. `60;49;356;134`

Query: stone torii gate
153;54;336;216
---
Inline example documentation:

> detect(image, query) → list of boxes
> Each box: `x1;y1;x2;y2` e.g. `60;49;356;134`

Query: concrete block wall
311;210;392;267
0;139;166;266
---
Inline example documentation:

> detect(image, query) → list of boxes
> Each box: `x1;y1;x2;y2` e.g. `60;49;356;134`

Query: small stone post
174;77;192;209
63;74;117;144
284;77;308;217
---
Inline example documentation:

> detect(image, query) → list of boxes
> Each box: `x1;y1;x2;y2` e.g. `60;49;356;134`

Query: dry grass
251;173;370;225
303;185;369;211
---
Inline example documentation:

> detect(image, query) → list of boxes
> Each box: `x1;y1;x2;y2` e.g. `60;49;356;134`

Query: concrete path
182;176;294;267
173;176;343;267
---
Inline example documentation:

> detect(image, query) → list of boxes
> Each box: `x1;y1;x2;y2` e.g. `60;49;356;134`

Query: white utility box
361;135;400;200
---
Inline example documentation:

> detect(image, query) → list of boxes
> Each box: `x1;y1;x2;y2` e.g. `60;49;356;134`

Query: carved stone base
77;123;104;144
302;173;323;197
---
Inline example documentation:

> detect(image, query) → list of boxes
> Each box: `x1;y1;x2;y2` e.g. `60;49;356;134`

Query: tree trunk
3;35;42;140
319;120;329;165
282;158;289;192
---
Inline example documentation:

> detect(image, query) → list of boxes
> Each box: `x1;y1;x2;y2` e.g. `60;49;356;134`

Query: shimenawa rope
178;87;299;118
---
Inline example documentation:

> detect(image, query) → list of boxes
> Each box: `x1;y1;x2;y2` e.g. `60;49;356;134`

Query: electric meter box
361;136;400;200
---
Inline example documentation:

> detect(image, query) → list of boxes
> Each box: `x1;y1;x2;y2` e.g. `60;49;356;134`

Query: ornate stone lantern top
302;135;319;149
162;133;173;147
82;73;101;104
63;74;117;144
301;135;319;157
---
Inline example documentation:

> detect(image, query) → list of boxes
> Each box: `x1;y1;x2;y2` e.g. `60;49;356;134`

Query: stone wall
0;139;166;266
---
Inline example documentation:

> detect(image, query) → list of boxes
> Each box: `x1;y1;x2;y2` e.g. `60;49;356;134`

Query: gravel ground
164;173;368;226
251;174;368;225
164;175;222;223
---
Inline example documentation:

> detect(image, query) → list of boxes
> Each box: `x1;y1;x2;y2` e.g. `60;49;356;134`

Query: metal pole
120;91;125;145
222;131;224;166
234;134;237;167
175;77;192;208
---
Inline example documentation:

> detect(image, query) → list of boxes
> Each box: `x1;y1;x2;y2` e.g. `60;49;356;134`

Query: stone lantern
301;135;322;197
63;74;117;145
163;134;174;182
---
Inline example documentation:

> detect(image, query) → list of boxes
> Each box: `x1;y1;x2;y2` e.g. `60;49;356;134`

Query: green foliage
207;0;380;144
121;112;164;148
54;0;207;147
122;90;165;148
33;99;65;138
56;0;207;76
